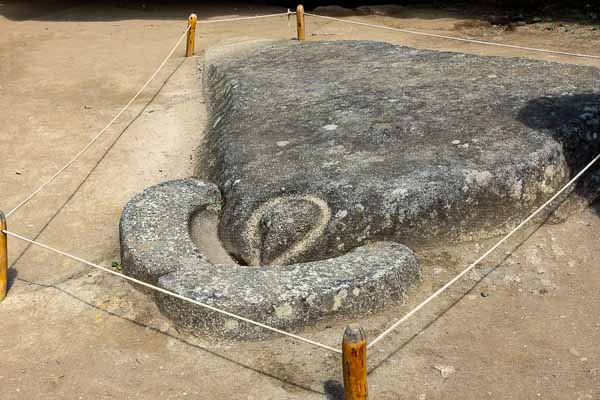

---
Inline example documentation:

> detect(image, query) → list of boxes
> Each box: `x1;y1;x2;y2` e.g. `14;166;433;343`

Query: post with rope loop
342;324;368;399
296;4;305;41
0;211;7;302
186;13;198;57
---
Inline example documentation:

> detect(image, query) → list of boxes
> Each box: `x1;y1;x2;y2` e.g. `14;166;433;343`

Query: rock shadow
594;199;600;215
517;93;600;215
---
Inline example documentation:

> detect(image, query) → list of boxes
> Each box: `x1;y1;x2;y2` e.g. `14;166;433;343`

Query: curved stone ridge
200;40;600;267
120;178;421;339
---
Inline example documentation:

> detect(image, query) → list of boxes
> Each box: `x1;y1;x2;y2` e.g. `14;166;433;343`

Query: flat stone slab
201;40;600;267
120;178;420;339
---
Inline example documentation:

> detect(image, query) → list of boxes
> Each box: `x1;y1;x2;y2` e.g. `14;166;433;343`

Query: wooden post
296;5;305;41
342;324;368;400
186;13;198;57
0;211;7;302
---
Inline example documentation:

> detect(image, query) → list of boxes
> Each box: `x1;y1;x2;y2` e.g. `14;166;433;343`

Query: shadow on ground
323;380;344;399
16;275;330;396
365;196;575;376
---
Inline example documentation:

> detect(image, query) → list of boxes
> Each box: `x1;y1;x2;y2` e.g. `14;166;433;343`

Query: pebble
527;253;542;267
451;140;461;145
536;265;546;275
569;347;581;357
503;273;521;284
467;269;483;282
552;245;565;257
540;279;555;288
276;140;290;147
434;364;456;379
322;124;338;131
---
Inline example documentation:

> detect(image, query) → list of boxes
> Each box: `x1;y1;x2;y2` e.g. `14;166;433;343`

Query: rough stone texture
119;179;221;285
120;178;421;339
200;40;600;267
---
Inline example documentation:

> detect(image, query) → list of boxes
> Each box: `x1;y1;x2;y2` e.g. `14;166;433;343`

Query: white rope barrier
5;26;191;219
198;12;293;24
306;13;600;60
368;152;600;349
2;228;342;354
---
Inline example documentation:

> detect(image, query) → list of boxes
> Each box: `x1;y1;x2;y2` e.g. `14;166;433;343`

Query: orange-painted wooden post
342;324;368;399
186;13;198;57
296;5;305;41
0;211;7;302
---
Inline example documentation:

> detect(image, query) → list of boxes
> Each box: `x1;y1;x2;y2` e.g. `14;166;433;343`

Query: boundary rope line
198;12;293;24
368;152;600;348
306;13;600;60
1;229;341;354
5;26;191;219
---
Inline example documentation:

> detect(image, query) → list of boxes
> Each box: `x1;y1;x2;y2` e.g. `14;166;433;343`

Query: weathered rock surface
120;178;421;339
200;40;600;267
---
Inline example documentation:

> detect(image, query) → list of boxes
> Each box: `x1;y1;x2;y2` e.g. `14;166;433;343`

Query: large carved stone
200;40;600;266
120;40;600;339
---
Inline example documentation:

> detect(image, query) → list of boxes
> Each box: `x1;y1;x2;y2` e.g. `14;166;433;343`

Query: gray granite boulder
200;40;600;267
121;40;600;339
120;178;420;339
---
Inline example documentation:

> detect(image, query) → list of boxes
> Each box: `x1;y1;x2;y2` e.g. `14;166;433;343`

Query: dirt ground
1;1;599;399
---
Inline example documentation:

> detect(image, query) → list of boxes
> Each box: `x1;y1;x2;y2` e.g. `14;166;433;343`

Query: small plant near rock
111;261;123;272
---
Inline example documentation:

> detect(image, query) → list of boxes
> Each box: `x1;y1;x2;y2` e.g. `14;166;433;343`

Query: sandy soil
1;1;599;399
